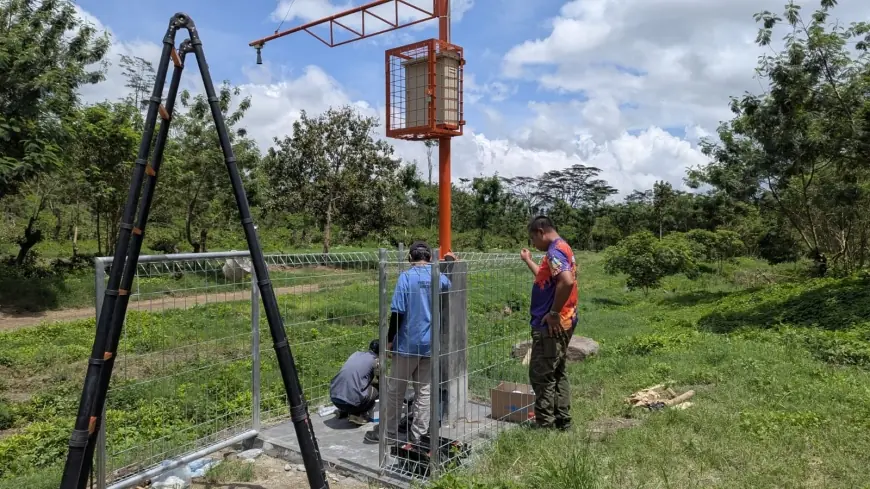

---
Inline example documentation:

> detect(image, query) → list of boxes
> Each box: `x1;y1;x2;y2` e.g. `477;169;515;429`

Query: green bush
603;231;703;293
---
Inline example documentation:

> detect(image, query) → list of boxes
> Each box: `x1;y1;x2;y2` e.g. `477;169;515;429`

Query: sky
73;0;870;197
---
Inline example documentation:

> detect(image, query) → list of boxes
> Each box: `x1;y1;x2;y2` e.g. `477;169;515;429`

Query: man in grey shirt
330;339;380;425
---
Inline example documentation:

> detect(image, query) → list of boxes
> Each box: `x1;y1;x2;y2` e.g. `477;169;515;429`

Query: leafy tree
692;0;870;272
67;102;140;255
168;82;260;253
604;231;701;294
262;106;401;253
652;180;676;239
686;229;745;273
0;0;109;201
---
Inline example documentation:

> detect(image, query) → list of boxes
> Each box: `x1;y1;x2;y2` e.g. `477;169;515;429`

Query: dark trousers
529;326;574;427
332;385;379;415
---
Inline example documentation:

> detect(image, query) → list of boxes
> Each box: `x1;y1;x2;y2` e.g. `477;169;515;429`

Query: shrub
603;231;703;293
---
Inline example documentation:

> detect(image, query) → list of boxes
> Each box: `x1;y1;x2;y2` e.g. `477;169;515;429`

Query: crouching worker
329;340;380;425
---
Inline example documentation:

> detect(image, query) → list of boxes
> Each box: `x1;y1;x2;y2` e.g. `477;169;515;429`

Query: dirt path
0;284;320;332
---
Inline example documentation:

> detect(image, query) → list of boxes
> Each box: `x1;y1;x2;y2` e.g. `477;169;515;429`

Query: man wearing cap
329;339;381;425
365;241;452;450
520;216;578;431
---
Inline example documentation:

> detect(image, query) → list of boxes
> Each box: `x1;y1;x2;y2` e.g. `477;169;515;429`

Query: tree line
2;0;869;284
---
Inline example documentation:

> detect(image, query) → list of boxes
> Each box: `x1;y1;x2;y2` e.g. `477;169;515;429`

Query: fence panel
256;252;386;425
95;248;533;487
99;251;258;488
435;253;536;476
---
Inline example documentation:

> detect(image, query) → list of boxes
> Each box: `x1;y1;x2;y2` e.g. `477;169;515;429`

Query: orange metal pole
437;0;451;257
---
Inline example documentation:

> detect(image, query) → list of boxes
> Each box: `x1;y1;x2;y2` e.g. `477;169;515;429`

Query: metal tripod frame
58;13;329;489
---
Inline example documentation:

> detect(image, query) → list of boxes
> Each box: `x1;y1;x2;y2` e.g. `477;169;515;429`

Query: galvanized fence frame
94;248;536;488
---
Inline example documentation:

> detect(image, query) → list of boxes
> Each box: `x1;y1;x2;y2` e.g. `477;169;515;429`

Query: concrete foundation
259;400;498;488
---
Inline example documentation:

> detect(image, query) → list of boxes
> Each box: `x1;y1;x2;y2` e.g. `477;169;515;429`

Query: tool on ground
58;13;328;489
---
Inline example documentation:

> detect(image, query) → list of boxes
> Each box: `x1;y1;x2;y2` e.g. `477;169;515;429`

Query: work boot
364;427;379;443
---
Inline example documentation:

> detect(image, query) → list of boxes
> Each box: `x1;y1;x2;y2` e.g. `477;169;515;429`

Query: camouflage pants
529;326;574;427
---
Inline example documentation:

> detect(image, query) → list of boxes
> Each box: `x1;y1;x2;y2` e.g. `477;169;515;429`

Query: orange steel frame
249;0;456;257
384;39;464;140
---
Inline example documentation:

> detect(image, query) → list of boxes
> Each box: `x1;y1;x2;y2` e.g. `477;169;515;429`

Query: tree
686;229;745;274
168;82;260;253
503;176;543;218
652;180;676;239
119;54;156;113
262;106;402;253
0;0;109;201
67;102;140;255
604;231;701;294
424;139;438;185
470;176;513;250
691;0;870;272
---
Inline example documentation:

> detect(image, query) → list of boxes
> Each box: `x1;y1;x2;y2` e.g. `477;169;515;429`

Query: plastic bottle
372;400;380;423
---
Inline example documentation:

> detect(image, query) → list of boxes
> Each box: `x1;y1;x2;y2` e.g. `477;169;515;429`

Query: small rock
237;448;263;460
296;464;306;472
284;463;292;471
263;442;274;451
328;473;340;482
511;336;600;362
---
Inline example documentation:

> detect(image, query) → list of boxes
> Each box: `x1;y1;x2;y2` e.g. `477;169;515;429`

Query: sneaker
349;414;370;426
363;428;379;443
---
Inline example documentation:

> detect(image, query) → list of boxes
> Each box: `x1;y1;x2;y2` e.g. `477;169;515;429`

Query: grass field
2;252;870;488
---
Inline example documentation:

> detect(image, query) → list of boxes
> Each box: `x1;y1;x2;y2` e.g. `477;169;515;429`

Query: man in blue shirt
364;241;451;449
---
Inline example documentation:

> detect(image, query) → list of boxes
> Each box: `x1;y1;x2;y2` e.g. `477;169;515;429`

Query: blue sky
77;0;564;141
74;0;870;195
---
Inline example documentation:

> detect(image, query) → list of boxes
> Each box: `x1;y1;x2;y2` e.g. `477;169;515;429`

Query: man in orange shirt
520;215;578;431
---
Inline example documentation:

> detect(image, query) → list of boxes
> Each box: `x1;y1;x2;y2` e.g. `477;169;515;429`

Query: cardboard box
490;382;535;423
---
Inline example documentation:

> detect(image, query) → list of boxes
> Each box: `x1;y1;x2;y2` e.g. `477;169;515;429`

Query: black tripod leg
180;13;329;489
59;15;184;489
75;42;190;489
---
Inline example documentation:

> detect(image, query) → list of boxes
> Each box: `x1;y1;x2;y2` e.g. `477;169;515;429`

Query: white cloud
74;2;730;199
502;0;870;134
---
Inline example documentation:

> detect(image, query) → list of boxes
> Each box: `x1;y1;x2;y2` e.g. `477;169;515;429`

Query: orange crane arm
249;0;437;48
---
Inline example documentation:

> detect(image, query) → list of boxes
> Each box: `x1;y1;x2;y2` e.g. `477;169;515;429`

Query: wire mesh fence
377;251;540;481
98;252;258;487
257;252;386;425
95;248;538;488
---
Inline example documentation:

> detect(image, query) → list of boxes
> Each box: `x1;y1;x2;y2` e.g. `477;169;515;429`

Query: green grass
201;459;256;484
433;255;870;489
4;253;870;488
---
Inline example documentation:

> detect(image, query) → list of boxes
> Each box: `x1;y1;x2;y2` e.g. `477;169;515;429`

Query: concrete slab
259;400;514;488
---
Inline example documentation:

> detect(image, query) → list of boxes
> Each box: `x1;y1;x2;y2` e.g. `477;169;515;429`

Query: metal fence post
94;258;107;489
251;266;261;432
398;243;405;274
377;248;388;470
429;249;442;476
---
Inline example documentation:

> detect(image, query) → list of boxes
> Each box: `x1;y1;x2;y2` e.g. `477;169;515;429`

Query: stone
237;448;263;460
511;336;600;362
296;464;306;472
284;463;292;471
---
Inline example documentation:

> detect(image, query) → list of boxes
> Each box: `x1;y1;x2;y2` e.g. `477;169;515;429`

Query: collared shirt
530;238;578;330
390;264;452;357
